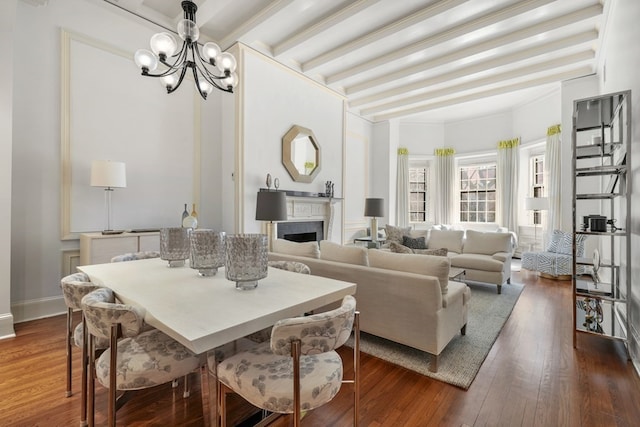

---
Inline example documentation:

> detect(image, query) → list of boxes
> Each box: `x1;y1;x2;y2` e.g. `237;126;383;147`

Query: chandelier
133;0;238;99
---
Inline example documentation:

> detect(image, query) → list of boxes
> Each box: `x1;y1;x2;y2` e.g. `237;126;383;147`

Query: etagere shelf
571;90;631;347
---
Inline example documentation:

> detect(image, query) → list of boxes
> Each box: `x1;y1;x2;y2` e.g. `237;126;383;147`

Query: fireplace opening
277;221;324;243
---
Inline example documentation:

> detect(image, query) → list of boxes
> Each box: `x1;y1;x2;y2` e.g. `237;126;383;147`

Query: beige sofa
388;228;514;294
269;239;471;372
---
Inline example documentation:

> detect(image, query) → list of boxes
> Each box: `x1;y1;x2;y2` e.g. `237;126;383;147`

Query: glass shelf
575;297;627;340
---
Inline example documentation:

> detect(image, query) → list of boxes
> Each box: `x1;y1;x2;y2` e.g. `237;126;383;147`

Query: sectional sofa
385;227;515;294
268;239;471;372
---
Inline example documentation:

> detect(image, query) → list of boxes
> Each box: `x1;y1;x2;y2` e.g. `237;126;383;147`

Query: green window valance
498;138;520;149
547;124;561;136
434;148;455;156
397;147;409;155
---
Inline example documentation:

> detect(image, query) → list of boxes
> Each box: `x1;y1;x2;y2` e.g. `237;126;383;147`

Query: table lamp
525;196;548;251
364;198;384;243
256;190;287;251
91;160;127;234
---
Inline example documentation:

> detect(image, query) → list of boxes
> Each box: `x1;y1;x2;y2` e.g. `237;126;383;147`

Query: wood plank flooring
1;270;639;426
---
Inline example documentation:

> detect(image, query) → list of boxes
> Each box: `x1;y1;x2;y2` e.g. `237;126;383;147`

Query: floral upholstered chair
60;272;110;425
81;287;202;427
110;251;160;263
214;295;360;427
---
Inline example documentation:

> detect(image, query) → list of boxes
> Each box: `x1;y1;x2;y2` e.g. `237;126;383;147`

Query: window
459;164;496;223
530;155;545;225
409;166;428;222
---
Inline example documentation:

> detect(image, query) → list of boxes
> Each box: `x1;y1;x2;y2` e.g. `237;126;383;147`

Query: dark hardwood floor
1;270;639;426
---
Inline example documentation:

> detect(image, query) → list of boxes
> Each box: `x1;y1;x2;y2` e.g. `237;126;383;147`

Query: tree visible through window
409;166;428;222
459;164;496;223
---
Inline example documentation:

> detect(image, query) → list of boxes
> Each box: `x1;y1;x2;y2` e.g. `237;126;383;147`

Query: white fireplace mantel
284;195;341;241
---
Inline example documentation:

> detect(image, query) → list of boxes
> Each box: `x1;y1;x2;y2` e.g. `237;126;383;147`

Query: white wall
398;122;445;155
10;0;223;322
444;112;514;154
237;47;345;241
0;0;17;339
513;90;561;144
597;0;640;375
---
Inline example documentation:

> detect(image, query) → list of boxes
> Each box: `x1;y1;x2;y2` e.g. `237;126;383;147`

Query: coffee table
449;267;466;282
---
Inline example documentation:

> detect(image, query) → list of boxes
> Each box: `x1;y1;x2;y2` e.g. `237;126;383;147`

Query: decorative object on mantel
90;160;126;234
256;190;287;251
181;204;189;225
133;0;238;99
225;234;268;290
364;198;385;243
160;227;191;268
189;229;225;277
265;173;272;190
182;203;198;228
274;177;280;190
325;180;335;197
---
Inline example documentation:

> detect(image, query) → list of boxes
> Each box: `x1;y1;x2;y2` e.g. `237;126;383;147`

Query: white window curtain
497;138;519;232
434;148;455;225
396;148;409;227
545;124;562;235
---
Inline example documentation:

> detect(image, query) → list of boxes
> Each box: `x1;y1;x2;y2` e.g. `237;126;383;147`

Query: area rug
346;281;524;389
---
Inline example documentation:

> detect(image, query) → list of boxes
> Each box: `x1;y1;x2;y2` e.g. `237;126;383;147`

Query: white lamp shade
525;197;549;211
91;160;127;188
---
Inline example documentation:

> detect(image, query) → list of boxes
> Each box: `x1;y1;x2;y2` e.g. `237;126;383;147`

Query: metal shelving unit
571;90;631;348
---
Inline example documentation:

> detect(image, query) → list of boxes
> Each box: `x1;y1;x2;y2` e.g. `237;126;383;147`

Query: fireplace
277;221;324;243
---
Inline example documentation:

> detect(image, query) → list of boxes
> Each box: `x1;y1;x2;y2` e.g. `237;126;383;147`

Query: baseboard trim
0;313;16;339
11;296;66;324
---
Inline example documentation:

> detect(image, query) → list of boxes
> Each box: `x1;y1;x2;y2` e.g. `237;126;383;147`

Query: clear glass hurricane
190;229;225;277
160;227;190;267
225;234;268;290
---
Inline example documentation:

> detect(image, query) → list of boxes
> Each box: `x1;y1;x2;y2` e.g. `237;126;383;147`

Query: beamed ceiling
103;0;608;123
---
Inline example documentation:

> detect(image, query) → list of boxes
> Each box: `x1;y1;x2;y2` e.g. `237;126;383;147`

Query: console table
79;231;160;265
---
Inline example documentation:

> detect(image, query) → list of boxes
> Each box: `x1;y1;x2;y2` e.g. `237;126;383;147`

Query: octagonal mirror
282;125;321;183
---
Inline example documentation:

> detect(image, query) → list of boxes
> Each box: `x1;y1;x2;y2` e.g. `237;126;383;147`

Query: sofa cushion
451;254;504;272
402;235;427;249
368;249;450;295
385;224;411;245
427;230;464;254
272;239;320;259
546;229;563;252
320;240;368;266
463;230;512;255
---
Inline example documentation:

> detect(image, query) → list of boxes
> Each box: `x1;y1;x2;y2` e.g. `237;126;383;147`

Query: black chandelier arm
192;48;230;81
167;65;189;94
191;65;209;100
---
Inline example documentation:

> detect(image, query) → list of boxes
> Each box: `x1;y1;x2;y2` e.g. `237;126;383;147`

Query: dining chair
81;287;202;427
110;251;160;263
60;272;110;426
215;295;360;427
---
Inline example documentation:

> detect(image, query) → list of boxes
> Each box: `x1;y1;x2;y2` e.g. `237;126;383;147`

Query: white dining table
78;257;356;355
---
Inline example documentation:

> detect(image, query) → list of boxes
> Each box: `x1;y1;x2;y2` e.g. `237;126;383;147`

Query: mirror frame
282;125;321;183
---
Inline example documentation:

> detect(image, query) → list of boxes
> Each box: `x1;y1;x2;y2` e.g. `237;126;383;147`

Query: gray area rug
346;281;524;389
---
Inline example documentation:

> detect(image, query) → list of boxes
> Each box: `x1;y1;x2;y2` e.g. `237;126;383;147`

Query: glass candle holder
225;234;268;290
160;227;190;267
190;229;225;277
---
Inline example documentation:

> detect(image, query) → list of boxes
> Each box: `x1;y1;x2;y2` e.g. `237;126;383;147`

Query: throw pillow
389;241;414;254
546;229;563;253
402;235;427;249
385;224;411;244
413;247;448;257
271;239;320;258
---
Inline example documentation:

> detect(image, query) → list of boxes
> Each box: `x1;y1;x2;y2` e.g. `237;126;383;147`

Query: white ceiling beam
360;50;594;115
273;0;381;57
372;66;593;122
219;0;296;49
349;31;598;106
302;0;470;72
326;1;600;84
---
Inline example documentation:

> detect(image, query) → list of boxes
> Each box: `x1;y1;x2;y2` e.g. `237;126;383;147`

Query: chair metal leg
88;335;96;427
353;311;360;427
108;324;118;427
291;340;302;427
80;315;89;427
183;374;190;398
66;307;73;398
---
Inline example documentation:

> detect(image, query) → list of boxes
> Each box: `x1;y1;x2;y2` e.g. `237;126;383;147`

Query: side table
354;237;386;249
